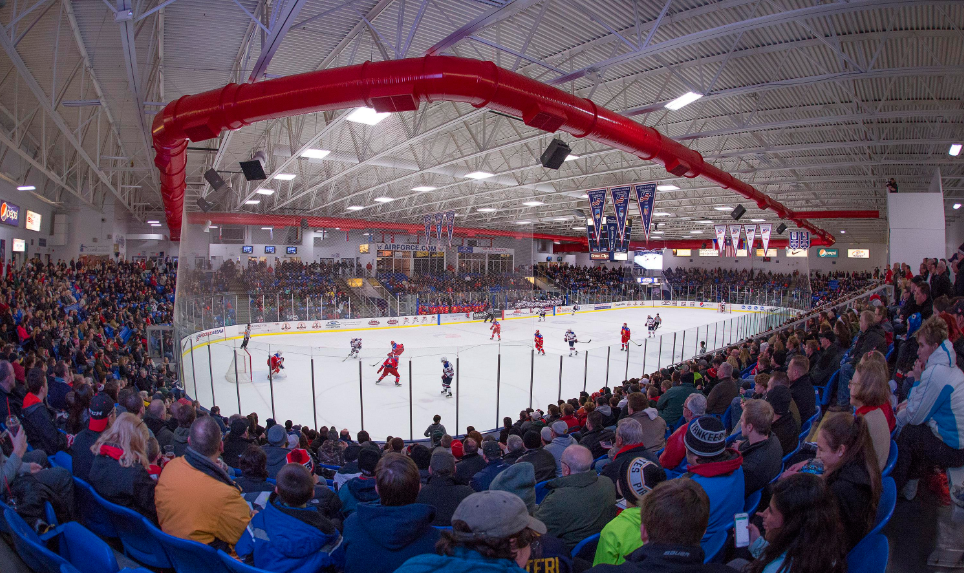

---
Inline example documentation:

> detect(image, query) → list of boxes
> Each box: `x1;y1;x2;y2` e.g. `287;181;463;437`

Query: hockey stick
628;339;643;346
576;339;592;344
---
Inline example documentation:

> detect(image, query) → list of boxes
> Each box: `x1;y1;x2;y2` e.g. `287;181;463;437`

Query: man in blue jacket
21;367;67;453
342;453;440;573
338;446;381;516
470;440;510;491
236;463;344;573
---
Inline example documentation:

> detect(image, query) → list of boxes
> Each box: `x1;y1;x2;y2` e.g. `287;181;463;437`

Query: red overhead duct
789;210;879;219
153;56;835;244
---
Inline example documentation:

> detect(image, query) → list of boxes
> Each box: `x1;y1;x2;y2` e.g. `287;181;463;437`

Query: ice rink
184;305;760;439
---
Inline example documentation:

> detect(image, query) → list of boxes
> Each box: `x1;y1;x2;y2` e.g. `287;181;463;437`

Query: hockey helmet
441;357;448;363
391;340;396;345
275;351;282;357
535;330;540;334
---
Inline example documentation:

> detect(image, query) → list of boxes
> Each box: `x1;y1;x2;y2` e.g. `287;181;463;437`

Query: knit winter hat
618;457;666;506
684;416;727;458
358;447;381;476
229;418;248;437
489;462;537;513
522;430;542;450
266;424;286;446
286;448;313;471
766;385;792;417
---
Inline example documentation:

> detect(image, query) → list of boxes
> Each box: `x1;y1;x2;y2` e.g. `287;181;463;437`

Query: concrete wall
888;192;945;267
661;243;887;273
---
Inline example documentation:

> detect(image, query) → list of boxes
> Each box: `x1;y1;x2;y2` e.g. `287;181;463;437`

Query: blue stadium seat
846;533;889;573
799;406;821;440
535;480;552;504
782;440;802;465
97;493;172;568
73;477;118;538
571;532;600;560
882;440;898;478
702;529;727;564
51;450;73;472
148;521;233;573
744;489;763;514
726;430;742;446
820;371;839;408
218;550;273;573
721;403;736;433
590;454;609;471
867;477;897;537
5;508;125;573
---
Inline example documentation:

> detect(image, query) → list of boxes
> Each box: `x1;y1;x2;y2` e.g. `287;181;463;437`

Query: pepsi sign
0;200;20;227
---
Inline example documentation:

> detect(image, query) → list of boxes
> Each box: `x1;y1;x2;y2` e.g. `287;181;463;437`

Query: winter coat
593;506;643;566
656;382;700;424
534;470;618;551
263;445;290;478
338;475;379;516
585;542;732;573
659;422;689;471
88;444;158;523
686;451;745;559
811;343;844;387
788;373;817;423
898;339;964;449
155;451;251;549
235;494;344;573
627;410;666;452
706;379;739;415
221;434;254;469
144;416;175;448
770;415;800;457
580;427;616;460
851;324;889;365
46;378;72;411
170;426;190;457
342;502;441;573
826;458;876;552
69;427;104;482
453;453;487;484
516;447;557;483
470;458;510;492
601;443;659;486
396;547;528;573
737;436;783;497
415;474;474;526
544;435;577;477
21;393;67;453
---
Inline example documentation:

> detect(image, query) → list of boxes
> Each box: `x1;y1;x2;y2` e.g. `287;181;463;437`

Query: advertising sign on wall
0;200;20;227
698;249;719;257
786;248;808;257
848;249;870;259
817;248;839;258
24;210;41;232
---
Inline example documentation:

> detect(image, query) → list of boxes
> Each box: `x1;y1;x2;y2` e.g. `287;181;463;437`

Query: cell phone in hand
600;441;613;450
734;512;750;548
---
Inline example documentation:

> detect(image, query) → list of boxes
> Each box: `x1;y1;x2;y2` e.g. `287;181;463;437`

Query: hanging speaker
300;218;309;230
204;168;227;191
239;160;267;181
196;197;215;213
730;204;746;220
540;138;571;170
776;223;787;234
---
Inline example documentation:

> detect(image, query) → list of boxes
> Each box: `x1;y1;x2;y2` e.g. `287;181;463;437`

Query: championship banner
715;225;727;254
444;210;456;247
586;225;599;252
609;185;631;245
729;225;743;257
789;231;811;250
587;188;608;242
621;224;633;252
760;224;772;254
633;183;657;242
743;225;757;253
605;220;619;252
434;212;444;243
424;214;432;245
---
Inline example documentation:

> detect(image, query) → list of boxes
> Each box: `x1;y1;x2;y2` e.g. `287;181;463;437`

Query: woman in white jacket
894;316;964;500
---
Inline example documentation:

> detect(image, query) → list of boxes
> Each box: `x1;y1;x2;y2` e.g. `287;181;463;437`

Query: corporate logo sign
325;321;341;329
0;200;20;227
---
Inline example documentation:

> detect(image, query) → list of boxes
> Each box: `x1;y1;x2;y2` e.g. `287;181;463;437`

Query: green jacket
534;471;617;551
593;506;643;566
656;382;700;424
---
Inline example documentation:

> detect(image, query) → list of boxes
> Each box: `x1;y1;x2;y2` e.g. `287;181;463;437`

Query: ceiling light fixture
750;219;766;222
465;171;494;180
347;107;390;125
656;184;679;191
261;227;272;230
301;149;331;159
564;154;580;161
516;220;532;225
147;220;159;224
17;185;35;191
714;206;731;211
208;225;218;229
477;208;497;213
840;230;846;234
954;203;961;210
698;220;714;224
950;144;962;156
255;188;274;195
689;230;702;234
553;217;569;221
412;186;436;192
245;199;260;205
665;91;704;110
149;223;161;227
572;226;586;230
373;197;394;203
653;212;670;217
522;201;544;207
274;173;296;181
346;206;365;211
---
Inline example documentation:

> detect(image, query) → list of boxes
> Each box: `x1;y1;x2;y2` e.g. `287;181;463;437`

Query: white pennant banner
760;223;772;254
714;225;727;254
744;225;757;254
729;225;743;256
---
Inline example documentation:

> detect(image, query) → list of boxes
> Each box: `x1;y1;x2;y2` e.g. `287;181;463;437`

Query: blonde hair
916;315;949;347
91;412;150;470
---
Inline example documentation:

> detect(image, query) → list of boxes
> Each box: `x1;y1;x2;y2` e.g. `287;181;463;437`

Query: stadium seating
883;440;898;478
218;550;273;573
535;479;551;504
571;532;600;560
72;478;118;539
847;533;889;573
147;524;233;573
868;477;897;537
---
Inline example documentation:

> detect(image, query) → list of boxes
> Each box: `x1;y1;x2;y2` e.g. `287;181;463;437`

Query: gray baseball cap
551;420;568;435
451;490;547;538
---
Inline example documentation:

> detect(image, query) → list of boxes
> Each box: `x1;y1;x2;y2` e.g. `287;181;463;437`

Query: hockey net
718;303;732;313
226;349;253;384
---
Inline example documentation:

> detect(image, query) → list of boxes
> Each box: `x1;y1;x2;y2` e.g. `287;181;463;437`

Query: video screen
634;252;663;270
241;245;253;254
286;246;297;255
264;246;276;254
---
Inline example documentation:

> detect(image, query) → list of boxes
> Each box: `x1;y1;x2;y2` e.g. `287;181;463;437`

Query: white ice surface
185;306;756;439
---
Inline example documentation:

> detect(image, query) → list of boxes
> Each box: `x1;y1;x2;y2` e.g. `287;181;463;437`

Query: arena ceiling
0;0;962;243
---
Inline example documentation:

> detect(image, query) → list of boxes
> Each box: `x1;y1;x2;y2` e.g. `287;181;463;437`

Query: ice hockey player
377;352;401;386
534;330;545;355
349;338;362;358
490;319;502;341
646;315;656;337
654;313;662;330
268;351;285;376
620;323;631;351
391;340;405;356
440;357;454;397
538;307;547;322
571;304;579;316
564;329;578;356
483;308;496;323
241;324;251;350
718;301;726;313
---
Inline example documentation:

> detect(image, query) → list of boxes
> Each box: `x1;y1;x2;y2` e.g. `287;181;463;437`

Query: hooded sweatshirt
235;494;344;573
342;502;441;573
338;475;379;516
686;450;745;560
898;339;964;448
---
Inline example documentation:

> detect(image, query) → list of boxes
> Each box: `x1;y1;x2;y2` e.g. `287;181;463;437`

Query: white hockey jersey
442;362;454;378
564;331;577;343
